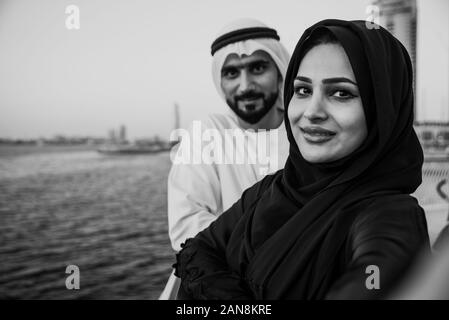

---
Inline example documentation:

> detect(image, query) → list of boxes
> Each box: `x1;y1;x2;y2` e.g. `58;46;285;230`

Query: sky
0;0;406;140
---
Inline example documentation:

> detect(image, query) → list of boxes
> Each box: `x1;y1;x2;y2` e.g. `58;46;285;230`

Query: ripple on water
0;149;175;299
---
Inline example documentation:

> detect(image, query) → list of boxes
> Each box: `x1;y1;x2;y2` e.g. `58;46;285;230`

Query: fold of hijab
232;19;423;299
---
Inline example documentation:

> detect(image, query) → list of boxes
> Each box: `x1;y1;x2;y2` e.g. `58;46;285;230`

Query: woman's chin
299;144;335;163
300;146;342;163
302;153;333;163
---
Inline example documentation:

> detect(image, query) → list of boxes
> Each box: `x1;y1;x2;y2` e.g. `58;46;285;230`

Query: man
159;18;290;299
168;19;289;251
168;18;291;253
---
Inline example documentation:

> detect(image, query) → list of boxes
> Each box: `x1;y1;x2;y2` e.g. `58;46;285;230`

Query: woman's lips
300;126;336;143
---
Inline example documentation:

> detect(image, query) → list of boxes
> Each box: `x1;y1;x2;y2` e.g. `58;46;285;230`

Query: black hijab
231;19;423;299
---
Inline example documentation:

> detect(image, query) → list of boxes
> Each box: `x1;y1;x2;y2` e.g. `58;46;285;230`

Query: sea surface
0;145;448;299
0;145;174;299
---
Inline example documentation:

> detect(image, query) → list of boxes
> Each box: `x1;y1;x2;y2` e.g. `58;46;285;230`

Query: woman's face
288;43;368;163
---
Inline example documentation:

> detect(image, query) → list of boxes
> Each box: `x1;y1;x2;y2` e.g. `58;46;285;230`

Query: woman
174;19;430;299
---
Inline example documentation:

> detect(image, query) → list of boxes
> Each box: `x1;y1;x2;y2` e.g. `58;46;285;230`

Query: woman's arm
174;174;277;300
325;196;430;300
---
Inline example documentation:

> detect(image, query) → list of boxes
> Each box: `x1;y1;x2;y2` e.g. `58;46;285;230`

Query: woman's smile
300;125;336;143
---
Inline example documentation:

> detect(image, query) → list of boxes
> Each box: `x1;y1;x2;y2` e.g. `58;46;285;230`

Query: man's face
220;50;280;124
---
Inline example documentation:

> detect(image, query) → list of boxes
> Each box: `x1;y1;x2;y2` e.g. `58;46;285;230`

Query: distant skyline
1;0;445;140
0;0;375;139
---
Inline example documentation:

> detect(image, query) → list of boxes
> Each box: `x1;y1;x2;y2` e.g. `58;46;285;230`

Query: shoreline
0;144;99;157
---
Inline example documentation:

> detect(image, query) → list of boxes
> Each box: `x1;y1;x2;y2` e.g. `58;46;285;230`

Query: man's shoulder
206;113;240;130
182;113;239;132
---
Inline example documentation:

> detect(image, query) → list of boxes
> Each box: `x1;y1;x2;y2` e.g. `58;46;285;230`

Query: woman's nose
303;96;328;122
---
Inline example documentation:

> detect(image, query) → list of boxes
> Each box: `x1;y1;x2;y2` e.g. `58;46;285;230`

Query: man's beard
226;90;279;125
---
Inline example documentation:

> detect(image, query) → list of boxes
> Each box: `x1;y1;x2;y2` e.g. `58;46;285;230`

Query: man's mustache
235;91;264;102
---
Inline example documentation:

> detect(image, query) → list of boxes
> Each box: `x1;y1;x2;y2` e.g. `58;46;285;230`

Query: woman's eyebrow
294;76;312;83
294;76;358;86
322;77;357;85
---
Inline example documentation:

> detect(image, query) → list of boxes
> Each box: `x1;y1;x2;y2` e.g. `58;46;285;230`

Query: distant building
171;102;182;146
119;125;127;143
373;0;449;150
373;0;417;111
108;129;116;143
415;0;449;123
373;0;417;73
174;103;180;131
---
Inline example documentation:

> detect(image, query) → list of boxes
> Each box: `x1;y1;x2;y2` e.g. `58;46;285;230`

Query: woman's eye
294;86;311;97
332;90;354;99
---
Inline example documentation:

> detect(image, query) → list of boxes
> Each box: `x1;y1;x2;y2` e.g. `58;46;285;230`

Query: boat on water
97;143;171;155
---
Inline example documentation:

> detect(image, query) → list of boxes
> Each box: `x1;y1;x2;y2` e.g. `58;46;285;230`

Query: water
0;146;174;299
0;145;447;299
